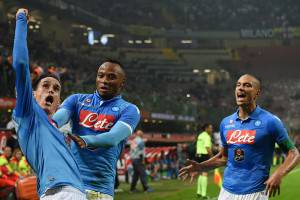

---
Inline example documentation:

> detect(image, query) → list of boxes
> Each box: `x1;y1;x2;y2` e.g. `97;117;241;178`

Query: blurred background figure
195;123;213;199
130;130;153;193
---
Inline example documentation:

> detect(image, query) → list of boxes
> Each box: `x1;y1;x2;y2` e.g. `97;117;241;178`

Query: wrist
196;163;203;171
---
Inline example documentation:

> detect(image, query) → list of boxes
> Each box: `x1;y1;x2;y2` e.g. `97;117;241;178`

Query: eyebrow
41;80;61;88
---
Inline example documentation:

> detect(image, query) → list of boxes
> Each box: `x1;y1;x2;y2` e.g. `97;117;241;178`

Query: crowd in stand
62;0;300;30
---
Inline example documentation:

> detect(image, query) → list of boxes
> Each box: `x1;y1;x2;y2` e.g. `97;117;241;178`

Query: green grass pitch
115;165;300;200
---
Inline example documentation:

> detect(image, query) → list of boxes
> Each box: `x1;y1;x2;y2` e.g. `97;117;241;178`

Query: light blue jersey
220;106;290;194
56;92;140;197
12;12;84;197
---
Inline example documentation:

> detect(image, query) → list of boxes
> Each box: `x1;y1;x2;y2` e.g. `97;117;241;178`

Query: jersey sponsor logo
79;110;115;131
226;130;256;144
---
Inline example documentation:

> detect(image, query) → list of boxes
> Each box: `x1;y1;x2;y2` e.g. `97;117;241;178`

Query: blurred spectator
129;130;153;193
0;146;19;184
10;148;31;177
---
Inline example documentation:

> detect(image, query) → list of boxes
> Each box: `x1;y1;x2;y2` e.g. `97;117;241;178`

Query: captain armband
278;139;295;153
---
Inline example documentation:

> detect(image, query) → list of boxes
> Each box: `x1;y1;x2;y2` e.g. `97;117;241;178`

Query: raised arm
13;9;33;117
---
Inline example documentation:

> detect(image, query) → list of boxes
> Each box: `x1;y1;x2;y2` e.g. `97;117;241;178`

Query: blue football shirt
220;106;290;194
12;12;84;197
60;92;140;196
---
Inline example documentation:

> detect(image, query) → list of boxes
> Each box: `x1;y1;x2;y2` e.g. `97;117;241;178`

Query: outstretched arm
68;121;132;148
179;147;227;182
13;9;33;118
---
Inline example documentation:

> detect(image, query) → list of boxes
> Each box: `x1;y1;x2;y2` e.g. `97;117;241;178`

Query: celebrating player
12;8;86;199
179;74;299;200
53;60;140;200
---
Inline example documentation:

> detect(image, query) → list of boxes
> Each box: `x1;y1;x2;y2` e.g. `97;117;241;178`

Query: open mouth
45;96;54;106
100;86;109;91
237;94;246;98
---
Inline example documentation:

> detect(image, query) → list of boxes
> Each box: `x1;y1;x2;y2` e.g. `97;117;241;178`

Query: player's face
235;75;260;106
96;62;125;100
34;77;61;116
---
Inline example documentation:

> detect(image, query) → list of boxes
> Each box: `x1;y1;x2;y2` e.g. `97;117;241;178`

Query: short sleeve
118;104;140;132
269;115;290;144
60;94;79;111
219;120;227;148
204;135;212;148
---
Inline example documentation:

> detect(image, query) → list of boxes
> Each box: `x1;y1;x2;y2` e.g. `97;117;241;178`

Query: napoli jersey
220;106;290;194
12;13;84;197
60;92;140;196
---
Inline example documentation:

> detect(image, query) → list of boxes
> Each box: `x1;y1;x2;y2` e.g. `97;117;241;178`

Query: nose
99;75;109;84
48;87;55;94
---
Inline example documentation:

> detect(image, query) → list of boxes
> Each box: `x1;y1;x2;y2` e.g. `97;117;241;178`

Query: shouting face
34;77;61;116
235;74;260;107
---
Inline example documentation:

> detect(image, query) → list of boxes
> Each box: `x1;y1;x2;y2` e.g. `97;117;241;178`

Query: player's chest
76;101;121;131
223;119;271;146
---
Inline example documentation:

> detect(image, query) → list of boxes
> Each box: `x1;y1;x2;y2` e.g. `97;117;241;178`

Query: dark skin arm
179;147;227;182
265;148;299;197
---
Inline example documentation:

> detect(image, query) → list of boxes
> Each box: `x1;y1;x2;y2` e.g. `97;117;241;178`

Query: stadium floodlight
204;69;211;73
135;40;142;44
186;94;191;98
128;40;134;44
181;40;192;44
88;30;94;45
100;35;108;45
103;34;115;38
193;69;199;73
144;39;152;44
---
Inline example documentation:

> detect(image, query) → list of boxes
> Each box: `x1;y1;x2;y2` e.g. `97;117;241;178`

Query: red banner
0;98;16;109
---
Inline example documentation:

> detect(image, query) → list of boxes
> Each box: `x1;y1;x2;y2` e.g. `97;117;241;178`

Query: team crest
234;148;244;161
112;107;120;112
255;120;261;127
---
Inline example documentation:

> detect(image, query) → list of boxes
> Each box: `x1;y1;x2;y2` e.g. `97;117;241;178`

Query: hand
68;133;86;148
178;159;201;183
16;8;28;19
264;172;282;197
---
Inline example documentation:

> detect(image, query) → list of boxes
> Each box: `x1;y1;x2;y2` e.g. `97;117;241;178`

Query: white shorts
41;186;86;200
86;190;113;200
218;187;268;200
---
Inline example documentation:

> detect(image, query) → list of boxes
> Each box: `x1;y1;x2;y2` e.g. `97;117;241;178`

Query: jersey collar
234;105;261;121
95;91;122;105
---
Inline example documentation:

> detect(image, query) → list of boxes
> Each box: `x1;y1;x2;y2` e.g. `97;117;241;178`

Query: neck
238;103;256;120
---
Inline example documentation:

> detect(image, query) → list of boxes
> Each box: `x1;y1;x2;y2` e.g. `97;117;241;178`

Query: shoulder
64;93;92;103
117;99;140;114
220;112;236;126
258;108;282;125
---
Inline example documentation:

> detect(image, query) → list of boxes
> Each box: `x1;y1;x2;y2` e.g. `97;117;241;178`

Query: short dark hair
103;58;125;69
201;123;212;131
32;73;61;91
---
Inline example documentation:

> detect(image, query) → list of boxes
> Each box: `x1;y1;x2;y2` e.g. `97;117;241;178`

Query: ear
33;91;36;97
256;89;261;96
120;79;125;89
